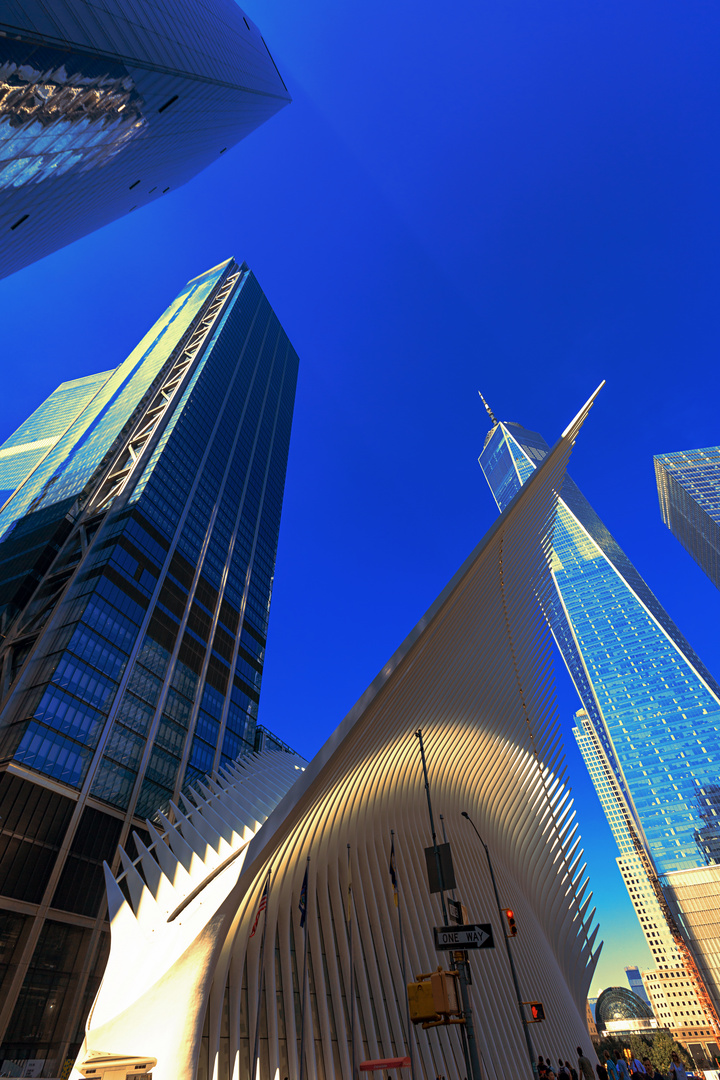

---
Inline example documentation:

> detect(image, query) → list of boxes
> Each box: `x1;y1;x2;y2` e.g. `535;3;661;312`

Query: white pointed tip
561;380;605;440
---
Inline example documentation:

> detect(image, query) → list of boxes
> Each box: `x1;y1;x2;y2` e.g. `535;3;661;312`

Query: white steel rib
73;387;604;1080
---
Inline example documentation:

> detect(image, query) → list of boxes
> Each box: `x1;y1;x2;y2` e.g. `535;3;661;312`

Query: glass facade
0;258;298;1074
0;2;290;279
655;446;720;591
0;371;112;503
479;420;720;877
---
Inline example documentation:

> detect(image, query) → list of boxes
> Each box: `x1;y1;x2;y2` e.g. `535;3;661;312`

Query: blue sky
2;0;720;996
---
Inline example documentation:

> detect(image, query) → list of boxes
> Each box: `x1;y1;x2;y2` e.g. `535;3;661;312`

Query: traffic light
527;1001;545;1023
502;908;517;937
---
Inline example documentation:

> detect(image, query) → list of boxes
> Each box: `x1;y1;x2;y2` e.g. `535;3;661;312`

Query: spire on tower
478;390;498;427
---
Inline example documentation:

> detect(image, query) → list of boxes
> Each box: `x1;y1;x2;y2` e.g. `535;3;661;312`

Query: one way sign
433;923;495;951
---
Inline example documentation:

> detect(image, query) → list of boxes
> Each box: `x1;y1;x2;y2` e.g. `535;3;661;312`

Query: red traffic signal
502;908;517;937
528;1001;545;1022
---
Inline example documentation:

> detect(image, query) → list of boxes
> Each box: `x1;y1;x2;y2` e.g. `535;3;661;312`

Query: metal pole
298;857;310;1080
415;729;449;926
416;732;481;1080
391;830;416;1080
454;951;484;1080
462;812;539;1080
439;815;457;902
439;815;471;1078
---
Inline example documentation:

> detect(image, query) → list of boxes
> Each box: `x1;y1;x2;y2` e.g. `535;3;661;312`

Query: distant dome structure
596;987;655;1029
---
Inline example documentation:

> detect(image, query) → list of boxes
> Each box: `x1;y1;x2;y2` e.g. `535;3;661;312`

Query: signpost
434;923;494;951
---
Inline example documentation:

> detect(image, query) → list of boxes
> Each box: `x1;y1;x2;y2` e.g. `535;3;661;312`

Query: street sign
433;923;494;950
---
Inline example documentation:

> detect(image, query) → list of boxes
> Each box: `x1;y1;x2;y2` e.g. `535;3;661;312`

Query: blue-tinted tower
0;1;290;279
0;259;298;1073
479;412;720;878
655;446;720;593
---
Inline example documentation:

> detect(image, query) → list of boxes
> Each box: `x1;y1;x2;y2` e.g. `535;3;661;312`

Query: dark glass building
655;446;720;591
0;257;299;1075
0;1;290;279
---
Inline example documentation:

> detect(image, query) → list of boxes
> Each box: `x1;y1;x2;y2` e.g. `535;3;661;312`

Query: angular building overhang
73;387;604;1080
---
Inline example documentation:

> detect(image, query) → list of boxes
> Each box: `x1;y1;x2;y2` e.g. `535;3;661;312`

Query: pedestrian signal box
408;969;462;1028
502;908;517;937
525;1001;545;1023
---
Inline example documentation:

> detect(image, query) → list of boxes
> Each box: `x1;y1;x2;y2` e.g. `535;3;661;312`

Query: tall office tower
655;446;720;591
478;407;720;1015
0;2;290;279
0;258;299;1076
575;708;717;1059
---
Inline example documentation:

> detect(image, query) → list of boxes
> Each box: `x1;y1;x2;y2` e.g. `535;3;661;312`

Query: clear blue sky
2;0;720;997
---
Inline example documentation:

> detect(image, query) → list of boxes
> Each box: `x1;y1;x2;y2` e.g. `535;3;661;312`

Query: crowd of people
535;1046;694;1080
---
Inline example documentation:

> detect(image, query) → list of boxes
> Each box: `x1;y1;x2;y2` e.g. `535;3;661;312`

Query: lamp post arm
461;812;539;1080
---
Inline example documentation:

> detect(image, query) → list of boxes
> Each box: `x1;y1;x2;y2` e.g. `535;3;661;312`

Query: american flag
249;878;269;938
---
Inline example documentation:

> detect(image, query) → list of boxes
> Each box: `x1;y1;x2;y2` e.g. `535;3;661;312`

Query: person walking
641;1057;662;1080
577;1047;595;1080
605;1055;618;1080
630;1055;646;1075
567;1060;579;1080
668;1051;689;1079
614;1053;631;1080
596;1063;609;1080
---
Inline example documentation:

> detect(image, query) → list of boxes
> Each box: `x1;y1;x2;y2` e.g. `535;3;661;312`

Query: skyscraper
478;406;720;1019
574;707;717;1056
0;1;290;279
0;257;299;1075
480;412;720;877
655;446;720;591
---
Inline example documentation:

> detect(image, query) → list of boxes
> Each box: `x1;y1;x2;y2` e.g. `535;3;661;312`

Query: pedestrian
559;1060;571;1079
567;1060;579;1080
596;1064;609;1080
577;1047;595;1080
605;1055;618;1080
614;1053;631;1080
668;1051;689;1079
630;1054;646;1075
578;1045;595;1080
642;1058;662;1080
538;1058;548;1077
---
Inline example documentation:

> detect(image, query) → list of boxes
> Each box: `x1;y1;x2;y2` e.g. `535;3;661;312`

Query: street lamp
461;811;539;1080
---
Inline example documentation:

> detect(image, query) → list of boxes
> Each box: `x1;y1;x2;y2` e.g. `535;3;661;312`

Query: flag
249;878;269;938
298;864;308;928
389;836;399;907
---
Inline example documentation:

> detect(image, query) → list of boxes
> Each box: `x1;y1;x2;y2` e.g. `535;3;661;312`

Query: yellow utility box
408;969;462;1026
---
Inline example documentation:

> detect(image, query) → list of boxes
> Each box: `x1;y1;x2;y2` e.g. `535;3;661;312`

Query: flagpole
391;831;416;1080
298;856;310;1080
251;868;272;1080
347;843;356;1080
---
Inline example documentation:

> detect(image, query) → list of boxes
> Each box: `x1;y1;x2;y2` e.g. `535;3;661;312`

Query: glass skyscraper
655;446;720;592
0;258;298;1075
0;1;290;279
479;414;720;879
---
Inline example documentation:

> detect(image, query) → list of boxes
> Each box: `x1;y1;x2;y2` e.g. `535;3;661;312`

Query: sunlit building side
71;393;602;1080
655;446;720;592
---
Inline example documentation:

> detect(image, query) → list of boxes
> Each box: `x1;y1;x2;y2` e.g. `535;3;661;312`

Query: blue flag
389;837;399;908
298;864;308;928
